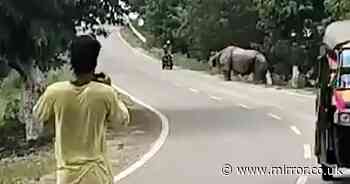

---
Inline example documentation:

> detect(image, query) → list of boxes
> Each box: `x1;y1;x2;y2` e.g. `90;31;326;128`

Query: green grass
0;152;55;184
173;54;210;71
120;27;145;49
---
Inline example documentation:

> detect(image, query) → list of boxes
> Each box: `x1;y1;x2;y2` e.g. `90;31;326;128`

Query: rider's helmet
166;40;171;45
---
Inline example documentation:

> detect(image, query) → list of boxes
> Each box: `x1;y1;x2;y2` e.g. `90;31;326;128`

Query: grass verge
0;150;55;184
120;26;210;72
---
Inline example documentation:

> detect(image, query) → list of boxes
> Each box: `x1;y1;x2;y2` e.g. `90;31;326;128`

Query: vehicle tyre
321;164;334;181
162;64;166;70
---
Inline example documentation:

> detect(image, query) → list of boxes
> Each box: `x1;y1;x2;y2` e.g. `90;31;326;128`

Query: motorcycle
162;54;173;70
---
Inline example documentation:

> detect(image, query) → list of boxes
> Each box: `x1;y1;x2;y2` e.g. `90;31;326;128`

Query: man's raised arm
106;89;130;130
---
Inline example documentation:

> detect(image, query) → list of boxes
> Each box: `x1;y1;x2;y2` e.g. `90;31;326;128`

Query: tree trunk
3;57;47;141
21;67;47;141
10;60;47;141
291;65;300;88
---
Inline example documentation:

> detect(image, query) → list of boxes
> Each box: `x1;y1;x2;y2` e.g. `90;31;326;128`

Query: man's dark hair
70;35;101;75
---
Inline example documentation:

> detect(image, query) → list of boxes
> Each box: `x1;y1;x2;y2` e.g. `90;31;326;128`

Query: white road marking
303;144;312;159
112;72;169;181
117;31;159;63
281;90;314;99
189;88;200;93
238;104;251;110
210;96;223;101
118;29;313;182
127;21;147;43
268;113;282;121
296;175;308;184
119;28;182;71
290;126;302;136
117;31;137;53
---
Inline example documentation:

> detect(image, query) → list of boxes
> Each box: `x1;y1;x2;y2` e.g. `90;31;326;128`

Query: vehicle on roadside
315;20;350;181
162;54;173;70
162;40;174;70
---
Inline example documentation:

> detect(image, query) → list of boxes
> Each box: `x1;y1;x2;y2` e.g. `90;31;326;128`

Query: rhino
210;46;271;84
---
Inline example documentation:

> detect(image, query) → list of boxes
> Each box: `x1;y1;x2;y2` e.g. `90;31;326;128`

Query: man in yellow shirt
34;35;130;184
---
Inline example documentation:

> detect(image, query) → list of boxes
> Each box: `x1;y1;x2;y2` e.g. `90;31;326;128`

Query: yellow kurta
33;81;130;184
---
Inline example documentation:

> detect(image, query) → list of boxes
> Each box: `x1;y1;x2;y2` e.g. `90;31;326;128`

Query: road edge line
112;84;170;183
117;30;159;63
281;90;315;99
117;28;181;70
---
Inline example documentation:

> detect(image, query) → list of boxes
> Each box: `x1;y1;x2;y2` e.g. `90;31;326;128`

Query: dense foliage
325;0;350;20
131;0;262;59
0;0;126;77
0;0;127;141
128;0;349;75
188;0;262;59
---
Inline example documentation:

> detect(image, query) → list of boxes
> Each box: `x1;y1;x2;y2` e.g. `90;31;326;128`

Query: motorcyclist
162;40;174;69
163;40;173;57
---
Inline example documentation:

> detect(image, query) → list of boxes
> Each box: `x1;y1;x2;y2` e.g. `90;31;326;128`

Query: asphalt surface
98;29;349;184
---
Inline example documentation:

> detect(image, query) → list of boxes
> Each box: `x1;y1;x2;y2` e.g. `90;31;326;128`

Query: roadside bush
149;48;163;59
0;65;73;159
0;71;24;158
122;26;210;72
46;64;73;85
0;71;23;126
173;54;209;71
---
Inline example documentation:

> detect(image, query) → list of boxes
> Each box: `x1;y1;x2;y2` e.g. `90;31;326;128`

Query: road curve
98;29;346;184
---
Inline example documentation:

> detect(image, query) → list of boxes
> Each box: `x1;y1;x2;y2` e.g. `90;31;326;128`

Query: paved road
98;30;348;184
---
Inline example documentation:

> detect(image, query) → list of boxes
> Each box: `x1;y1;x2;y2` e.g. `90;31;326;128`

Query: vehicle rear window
340;74;350;88
342;50;350;67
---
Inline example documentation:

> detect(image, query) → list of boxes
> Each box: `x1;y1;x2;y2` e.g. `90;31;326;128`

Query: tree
324;0;350;20
252;0;329;86
187;0;262;59
253;0;327;41
128;0;147;15
0;0;127;141
142;0;189;46
136;0;262;59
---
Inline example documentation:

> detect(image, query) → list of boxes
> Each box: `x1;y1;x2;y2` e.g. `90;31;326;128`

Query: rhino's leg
223;58;233;81
253;57;270;84
223;70;231;81
253;69;264;84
